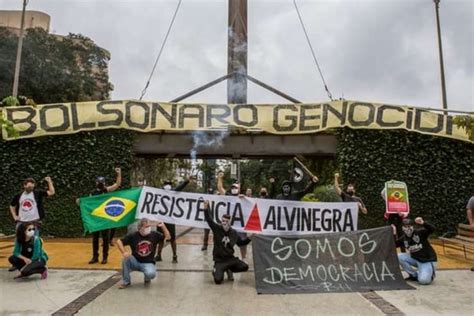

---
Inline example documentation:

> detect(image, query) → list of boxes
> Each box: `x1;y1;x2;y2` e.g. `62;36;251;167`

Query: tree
0;27;112;104
454;115;474;141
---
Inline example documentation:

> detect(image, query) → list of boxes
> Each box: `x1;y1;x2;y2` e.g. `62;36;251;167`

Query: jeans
213;257;249;284
398;253;437;285
8;256;46;276
121;256;156;284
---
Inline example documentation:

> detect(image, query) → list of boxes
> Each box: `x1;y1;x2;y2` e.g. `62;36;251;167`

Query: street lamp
433;0;448;111
12;0;28;98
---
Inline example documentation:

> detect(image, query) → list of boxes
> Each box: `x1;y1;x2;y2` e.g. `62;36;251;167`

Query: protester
465;196;474;271
334;173;367;214
202;187;216;251
274;175;318;201
88;168;122;265
117;219;170;289
202;200;251;284
217;172;249;261
393;217;437;285
382;188;407;252
10;177;55;231
245;188;253;197
8;222;48;279
155;176;192;263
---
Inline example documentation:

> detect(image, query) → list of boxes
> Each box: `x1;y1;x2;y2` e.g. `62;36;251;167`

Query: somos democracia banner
1;100;471;142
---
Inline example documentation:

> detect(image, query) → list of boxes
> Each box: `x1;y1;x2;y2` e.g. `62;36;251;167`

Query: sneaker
13;273;24;280
144;278;151;285
227;270;234;281
405;275;418;281
118;283;130;289
201;245;208;251
172;256;178;264
101;258;108;265
8;266;17;272
40;269;48;280
88;257;99;264
155;254;162;262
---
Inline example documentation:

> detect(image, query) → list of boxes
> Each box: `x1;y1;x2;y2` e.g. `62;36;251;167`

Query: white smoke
190;130;229;175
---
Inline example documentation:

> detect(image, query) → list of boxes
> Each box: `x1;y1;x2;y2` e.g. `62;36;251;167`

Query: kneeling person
117;219;170;289
202;200;251;284
394;217;437;285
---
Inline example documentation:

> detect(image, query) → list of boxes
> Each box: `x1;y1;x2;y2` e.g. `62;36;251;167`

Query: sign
252;226;413;294
384;180;410;214
1;100;471;142
136;187;359;235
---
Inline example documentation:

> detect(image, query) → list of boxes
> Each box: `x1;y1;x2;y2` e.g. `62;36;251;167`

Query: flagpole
293;157;316;179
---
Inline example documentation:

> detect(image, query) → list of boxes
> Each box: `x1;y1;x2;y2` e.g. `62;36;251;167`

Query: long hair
16;222;34;244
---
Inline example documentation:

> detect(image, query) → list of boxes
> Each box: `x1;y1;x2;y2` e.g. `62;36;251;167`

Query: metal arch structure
134;0;337;158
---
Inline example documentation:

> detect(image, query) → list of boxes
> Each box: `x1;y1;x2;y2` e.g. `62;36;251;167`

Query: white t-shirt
18;191;40;222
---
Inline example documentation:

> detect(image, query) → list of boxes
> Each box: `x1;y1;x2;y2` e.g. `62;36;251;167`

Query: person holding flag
202;200;251;284
117;219;170;289
274;158;318;201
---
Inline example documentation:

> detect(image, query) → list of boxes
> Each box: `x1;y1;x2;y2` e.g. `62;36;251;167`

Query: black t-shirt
10;190;48;220
21;239;34;259
90;188;109;196
120;231;164;263
396;223;437;262
340;191;365;207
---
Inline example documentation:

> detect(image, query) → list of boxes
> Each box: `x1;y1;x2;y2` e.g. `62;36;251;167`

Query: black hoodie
203;205;251;262
275;180;316;201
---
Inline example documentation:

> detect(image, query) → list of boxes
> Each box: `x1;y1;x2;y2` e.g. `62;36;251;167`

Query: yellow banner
0;100;471;142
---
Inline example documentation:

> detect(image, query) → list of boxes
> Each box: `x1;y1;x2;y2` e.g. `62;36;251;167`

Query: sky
0;0;472;112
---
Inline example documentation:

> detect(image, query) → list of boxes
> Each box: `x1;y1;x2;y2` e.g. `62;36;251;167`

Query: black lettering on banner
343;209;355;231
97;100;124;127
151;103;177;128
376;105;404;127
152;194;162;215
414;109;443;133
264;206;277;230
125;101;150;129
186;199;197;220
206;104;231;127
445;115;453;135
332;209;342;232
348;102;375;127
179;104;204;128
71;102;96;130
39;104;70;132
322;102;347;128
140;192;154;214
233;104;257;127
273;104;297;132
6;107;37;136
232;204;245;227
161;195;170;215
406;109;413;129
173;198;186;218
300;104;321;131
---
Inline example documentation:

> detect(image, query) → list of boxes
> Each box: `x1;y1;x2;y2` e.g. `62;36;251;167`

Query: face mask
24;186;34;193
231;188;239;195
222;222;231;232
141;227;152;235
260;191;267;197
97;183;105;190
164;185;172;191
402;226;414;237
347;190;354;196
26;229;35;238
282;185;291;195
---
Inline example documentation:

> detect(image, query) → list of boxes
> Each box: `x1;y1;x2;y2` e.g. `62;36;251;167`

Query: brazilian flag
80;188;142;233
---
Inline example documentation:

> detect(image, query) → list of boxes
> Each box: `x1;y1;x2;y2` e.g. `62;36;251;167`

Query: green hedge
336;128;474;233
0;130;135;237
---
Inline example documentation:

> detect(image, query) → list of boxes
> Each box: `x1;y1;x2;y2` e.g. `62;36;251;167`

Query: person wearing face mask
393;217;437;285
10;177;55;232
202;200;251;284
117;219;170;289
334;173;368;214
8;222;49;279
88;168;122;265
155;176;191;263
216;172;249;261
275;176;319;201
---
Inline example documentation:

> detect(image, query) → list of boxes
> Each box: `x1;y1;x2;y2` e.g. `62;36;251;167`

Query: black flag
291;159;312;192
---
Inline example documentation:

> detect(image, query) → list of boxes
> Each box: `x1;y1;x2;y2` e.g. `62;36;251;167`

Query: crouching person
9;222;48;279
394;217;437;285
202;200;251;284
117;219;170;289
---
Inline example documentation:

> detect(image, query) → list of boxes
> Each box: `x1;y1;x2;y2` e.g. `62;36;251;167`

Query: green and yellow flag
80;188;142;233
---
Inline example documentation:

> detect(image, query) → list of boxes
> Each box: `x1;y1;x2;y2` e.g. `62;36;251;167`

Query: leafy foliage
336;128;474;233
0;130;135;237
453;115;474;141
0;27;112;103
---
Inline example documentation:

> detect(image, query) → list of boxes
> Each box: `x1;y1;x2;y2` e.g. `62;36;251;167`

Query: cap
402;218;414;226
96;176;106;183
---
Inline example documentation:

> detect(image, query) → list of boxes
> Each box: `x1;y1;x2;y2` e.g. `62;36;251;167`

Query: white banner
136;187;359;236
